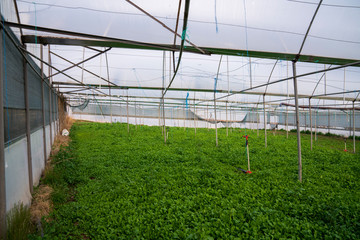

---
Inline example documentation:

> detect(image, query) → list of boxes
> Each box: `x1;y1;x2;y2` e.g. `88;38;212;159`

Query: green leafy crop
33;123;360;239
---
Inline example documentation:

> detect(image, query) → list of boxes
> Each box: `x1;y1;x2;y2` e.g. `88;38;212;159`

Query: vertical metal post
249;57;252;88
292;61;302;182
234;107;236;130
183;103;186;131
353;101;356;153
328;109;330;134
105;51;112;124
110;92;112;123
214;89;218;146
126;93;129;133
286;61;289;139
309;98;313;150
226;101;228;136
226;56;229;136
257;109;259;136
55;95;58;134
263;95;267;148
349;110;352;137
230;105;232;133
158;104;161;128
134;101;137;129
0;28;7;240
206;104;209;130
40;45;47;165
214;55;222;145
56;95;58;132
23;45;33;193
119;101;122;123
343;68;346;104
161;51;165;134
48;46;53;146
194;92;196;137
162;98;166;143
214;90;218;146
162;51;166;141
315;111;317;141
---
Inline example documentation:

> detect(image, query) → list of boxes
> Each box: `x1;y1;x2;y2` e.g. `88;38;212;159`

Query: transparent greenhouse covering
1;0;360;116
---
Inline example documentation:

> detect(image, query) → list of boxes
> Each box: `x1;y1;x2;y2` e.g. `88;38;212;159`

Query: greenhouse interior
0;0;359;239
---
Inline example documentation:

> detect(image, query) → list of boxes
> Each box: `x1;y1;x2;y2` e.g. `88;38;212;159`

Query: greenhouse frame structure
1;0;360;238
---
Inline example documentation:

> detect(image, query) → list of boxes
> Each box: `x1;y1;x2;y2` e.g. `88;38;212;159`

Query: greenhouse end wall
0;24;66;221
71;103;360;137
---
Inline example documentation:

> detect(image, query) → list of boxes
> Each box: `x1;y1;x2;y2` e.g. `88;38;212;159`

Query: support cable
215;59;360;102
162;0;191;97
49;48;111;78
172;0;182;72
125;0;206;54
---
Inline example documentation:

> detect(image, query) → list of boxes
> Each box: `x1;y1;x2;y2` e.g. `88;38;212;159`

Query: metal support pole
120;101;122;123
0;28;7;240
40;46;47;165
104;51;112;124
162;51;166;140
292;61;302;182
55;95;58;134
349;110;352;137
309;98;313;150
328;109;330;134
353;101;356;153
315;111;317;141
226;101;228;136
162;98;166;143
233;107;236;130
226;56;229;136
215;90;218;146
194;92;196;137
24;45;33;193
158;104;161;128
48;46;53;146
214;56;223;146
343;68;346;104
127;93;129;133
135;102;137;129
263;95;267;148
286;107;289;138
257;110;259;136
286;61;289;139
207;104;209;130
184;104;186;131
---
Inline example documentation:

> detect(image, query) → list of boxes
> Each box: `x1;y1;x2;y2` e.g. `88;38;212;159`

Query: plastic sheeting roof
10;0;360;62
1;0;360;108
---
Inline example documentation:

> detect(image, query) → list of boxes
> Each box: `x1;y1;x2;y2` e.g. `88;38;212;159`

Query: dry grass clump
52;116;74;156
62;115;75;131
29;185;53;224
30;115;74;228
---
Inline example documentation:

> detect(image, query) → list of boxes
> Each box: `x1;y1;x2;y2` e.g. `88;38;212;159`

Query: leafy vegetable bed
36;123;360;239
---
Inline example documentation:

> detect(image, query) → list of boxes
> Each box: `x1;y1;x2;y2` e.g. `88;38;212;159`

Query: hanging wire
242;0;252;88
17;0;360;45
214;0;219;33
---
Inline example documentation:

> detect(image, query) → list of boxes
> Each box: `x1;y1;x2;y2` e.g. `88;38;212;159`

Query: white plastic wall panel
30;128;45;186
5;138;31;211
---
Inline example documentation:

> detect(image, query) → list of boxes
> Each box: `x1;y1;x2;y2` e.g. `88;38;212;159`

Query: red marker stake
344;139;348;152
